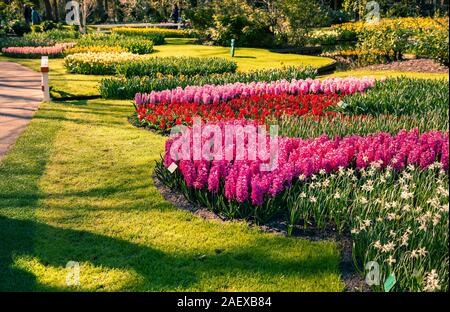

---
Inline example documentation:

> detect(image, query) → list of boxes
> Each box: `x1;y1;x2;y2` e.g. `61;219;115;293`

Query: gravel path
358;59;449;74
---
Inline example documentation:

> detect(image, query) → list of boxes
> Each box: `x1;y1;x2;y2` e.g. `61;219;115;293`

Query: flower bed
339;77;449;116
277;111;449;140
136;76;377;106
334;17;448;34
136;93;341;131
156;121;449;291
64;53;237;76
100;66;317;100
112;27;192;39
64;45;128;55
64;52;144;75
77;33;155;54
116;56;238;78
1;43;75;58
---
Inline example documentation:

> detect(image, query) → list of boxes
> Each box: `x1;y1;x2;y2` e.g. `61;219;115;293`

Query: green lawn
156;39;334;72
0;98;344;291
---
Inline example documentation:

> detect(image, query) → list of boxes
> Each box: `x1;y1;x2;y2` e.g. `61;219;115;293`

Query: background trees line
0;0;448;47
2;1;448;24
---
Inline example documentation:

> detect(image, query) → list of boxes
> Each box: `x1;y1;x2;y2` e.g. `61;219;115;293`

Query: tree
42;0;53;20
52;0;59;21
279;0;327;45
95;0;107;22
80;0;96;32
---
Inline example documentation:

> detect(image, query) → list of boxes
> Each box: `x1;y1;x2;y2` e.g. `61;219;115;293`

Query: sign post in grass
41;56;50;102
230;39;236;57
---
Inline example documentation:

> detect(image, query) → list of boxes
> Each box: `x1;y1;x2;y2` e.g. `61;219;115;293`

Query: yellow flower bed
333;17;449;33
65;45;128;55
112;27;193;39
64;52;147;75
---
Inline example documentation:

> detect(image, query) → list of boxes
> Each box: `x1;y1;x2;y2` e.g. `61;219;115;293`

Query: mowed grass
0;98;344;291
0;56;105;98
153;43;334;72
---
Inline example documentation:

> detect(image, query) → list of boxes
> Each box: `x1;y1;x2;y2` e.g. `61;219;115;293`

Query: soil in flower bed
357;59;449;74
153;171;369;292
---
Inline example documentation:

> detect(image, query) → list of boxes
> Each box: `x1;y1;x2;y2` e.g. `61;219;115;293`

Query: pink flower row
164;121;448;206
136;76;379;106
1;43;75;56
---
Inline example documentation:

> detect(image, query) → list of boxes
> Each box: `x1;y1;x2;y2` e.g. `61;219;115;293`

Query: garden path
0;61;42;161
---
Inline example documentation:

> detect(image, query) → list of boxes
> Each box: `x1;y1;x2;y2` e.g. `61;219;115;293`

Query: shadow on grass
0;103;63;291
0;215;339;291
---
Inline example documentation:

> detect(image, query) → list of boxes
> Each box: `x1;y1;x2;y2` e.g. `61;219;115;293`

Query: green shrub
334;17;449;65
357;21;412;62
100;66;317;99
414;22;449;66
339;78;449;116
116;56;238;78
31;24;42;33
10;20;31;36
207;0;276;47
280;0;330;46
307;28;356;46
41;20;57;31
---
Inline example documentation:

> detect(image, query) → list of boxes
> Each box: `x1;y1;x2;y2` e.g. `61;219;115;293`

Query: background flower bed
112;27;193;39
1;43;75;58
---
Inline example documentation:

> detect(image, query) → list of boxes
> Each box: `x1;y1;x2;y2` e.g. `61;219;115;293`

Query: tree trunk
96;0;107;22
52;0;59;21
43;0;53;20
81;1;87;34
